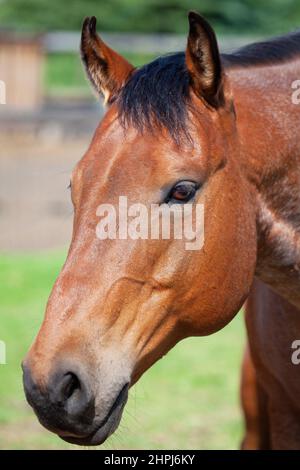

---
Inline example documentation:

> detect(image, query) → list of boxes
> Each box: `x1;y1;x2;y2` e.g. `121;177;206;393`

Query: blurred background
0;0;299;450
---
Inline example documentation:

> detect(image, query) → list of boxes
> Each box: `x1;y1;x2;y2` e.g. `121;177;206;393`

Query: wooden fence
0;33;44;111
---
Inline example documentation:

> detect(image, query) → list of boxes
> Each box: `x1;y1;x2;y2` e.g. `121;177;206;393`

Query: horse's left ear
186;11;225;108
81;16;135;105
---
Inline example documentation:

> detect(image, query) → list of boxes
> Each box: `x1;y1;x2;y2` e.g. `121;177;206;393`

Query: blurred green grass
0;251;246;449
1;0;299;35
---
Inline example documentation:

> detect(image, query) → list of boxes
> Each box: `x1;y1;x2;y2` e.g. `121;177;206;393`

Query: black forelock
117;52;192;143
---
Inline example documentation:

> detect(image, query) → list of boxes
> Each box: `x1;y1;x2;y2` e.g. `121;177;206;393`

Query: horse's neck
230;59;300;307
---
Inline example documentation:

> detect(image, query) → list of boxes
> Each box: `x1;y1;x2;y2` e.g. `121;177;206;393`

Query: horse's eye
167;181;198;203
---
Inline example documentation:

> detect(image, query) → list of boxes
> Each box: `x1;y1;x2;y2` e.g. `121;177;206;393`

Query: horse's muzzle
22;361;129;445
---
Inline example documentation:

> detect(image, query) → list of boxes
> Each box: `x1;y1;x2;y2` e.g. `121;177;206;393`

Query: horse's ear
81;16;135;105
186;11;225;108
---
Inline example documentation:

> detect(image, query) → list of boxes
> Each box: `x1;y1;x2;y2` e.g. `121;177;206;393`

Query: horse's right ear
186;12;225;108
81;16;135;105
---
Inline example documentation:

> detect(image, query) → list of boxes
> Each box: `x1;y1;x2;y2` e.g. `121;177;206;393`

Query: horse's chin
58;386;129;446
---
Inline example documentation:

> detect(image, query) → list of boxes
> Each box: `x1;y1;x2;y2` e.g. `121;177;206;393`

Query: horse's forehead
77;104;209;188
84;123;172;173
88;127;160;174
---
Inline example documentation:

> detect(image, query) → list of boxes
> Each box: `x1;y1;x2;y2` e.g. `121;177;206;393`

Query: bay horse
23;11;300;449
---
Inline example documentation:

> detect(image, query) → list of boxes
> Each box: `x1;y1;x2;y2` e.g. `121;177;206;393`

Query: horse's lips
59;384;129;446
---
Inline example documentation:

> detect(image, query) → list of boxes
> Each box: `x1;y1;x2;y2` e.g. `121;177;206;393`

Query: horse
22;11;300;449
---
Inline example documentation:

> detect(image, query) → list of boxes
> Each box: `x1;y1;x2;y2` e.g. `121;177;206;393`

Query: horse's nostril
23;364;95;435
62;372;80;400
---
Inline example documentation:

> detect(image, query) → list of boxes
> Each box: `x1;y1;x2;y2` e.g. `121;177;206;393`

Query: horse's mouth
59;383;129;446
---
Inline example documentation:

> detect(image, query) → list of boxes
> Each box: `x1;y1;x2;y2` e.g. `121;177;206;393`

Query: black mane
223;30;300;67
118;30;300;140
